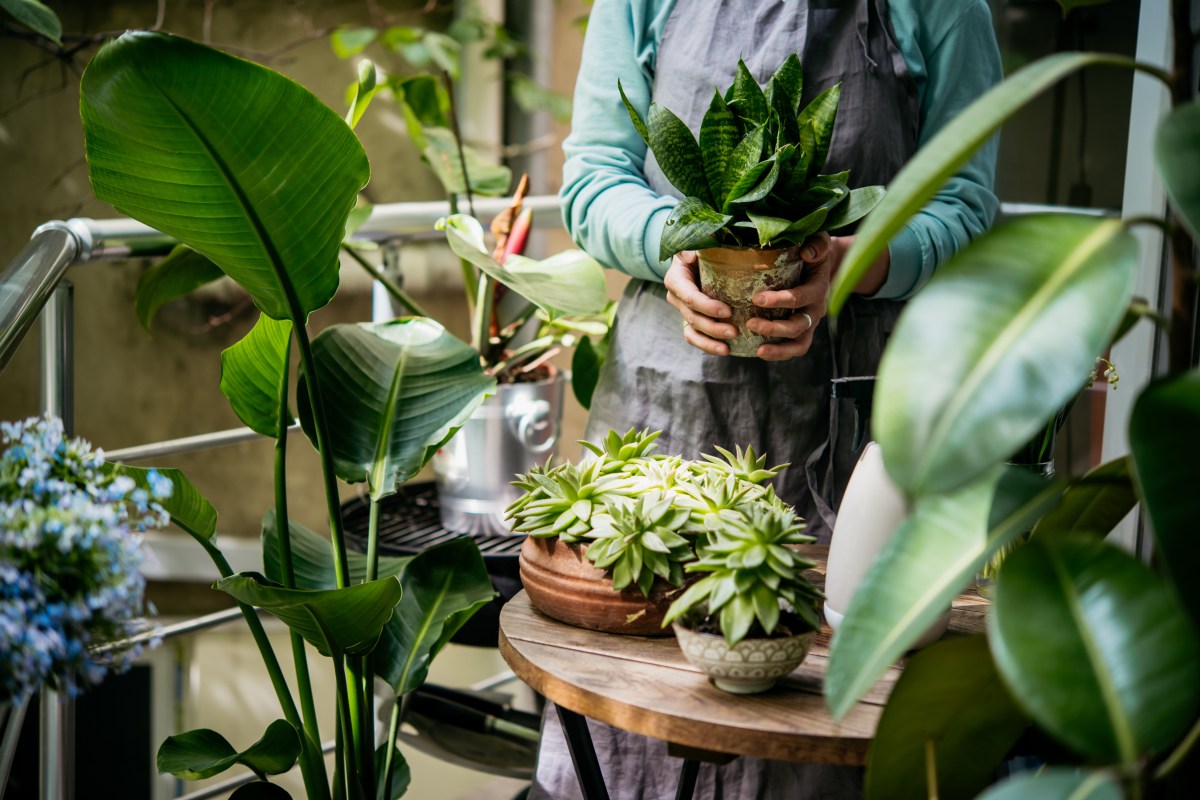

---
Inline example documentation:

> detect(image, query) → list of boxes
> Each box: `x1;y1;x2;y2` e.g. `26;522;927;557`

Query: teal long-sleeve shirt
559;0;1002;299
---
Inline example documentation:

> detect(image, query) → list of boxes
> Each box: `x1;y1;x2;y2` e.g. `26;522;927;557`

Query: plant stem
448;194;479;319
332;721;346;800
489;334;562;376
1155;713;1200;779
443;70;476;219
924;739;939;800
473;274;496;355
333;653;364;800
383;691;413;793
341;244;430;317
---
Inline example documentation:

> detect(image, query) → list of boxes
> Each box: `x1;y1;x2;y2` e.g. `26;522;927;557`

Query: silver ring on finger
802;311;813;331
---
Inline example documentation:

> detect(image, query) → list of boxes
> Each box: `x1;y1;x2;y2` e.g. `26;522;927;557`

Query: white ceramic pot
672;622;817;694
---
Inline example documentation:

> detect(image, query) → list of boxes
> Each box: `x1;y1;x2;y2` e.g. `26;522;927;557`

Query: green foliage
0;0;61;44
104;463;218;544
220;314;293;439
620;55;885;255
133;245;224;334
585;491;694;595
157;720;301;780
977;769;1123;800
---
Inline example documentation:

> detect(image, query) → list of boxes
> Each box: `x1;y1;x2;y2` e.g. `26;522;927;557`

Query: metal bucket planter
433;370;565;536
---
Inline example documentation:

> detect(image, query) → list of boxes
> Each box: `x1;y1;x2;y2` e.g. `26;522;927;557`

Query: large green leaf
216;572;404;657
134;245;224;334
724;59;768;127
440;214;609;317
297;318;495;500
372;538;495;694
830;52;1157;313
262;510;411;591
865;636;1027;800
157;720;300;780
826;466;1062;719
81;32;369;321
976;769;1122;800
647;103;712;205
1032;457;1136;538
874;215;1137;497
421;127;512;197
698;90;739;204
658;197;732;260
1155;103;1200;242
220;314;293;438
0;0;60;44
989;536;1200;766
796;82;841;178
1130;368;1200;631
106;463;218;544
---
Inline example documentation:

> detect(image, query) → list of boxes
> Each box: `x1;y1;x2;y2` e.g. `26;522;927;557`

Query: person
531;1;1002;797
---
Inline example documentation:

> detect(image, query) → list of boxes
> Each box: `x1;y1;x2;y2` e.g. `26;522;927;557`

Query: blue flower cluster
1;416;172;701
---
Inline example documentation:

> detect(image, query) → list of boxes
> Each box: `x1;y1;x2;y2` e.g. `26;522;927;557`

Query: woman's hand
749;233;837;361
665;250;737;357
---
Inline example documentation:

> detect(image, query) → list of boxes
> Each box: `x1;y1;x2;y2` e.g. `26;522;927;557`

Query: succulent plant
506;459;635;542
674;471;761;536
583;491;694;596
695;443;788;485
580;427;662;473
620;54;886;259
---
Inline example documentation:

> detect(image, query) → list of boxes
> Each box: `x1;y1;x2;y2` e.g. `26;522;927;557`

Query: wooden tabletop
498;544;988;766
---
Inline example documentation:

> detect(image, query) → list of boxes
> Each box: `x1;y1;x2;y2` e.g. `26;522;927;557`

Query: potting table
497;544;989;800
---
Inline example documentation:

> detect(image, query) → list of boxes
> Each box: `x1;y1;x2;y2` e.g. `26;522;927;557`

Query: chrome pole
0;224;78;376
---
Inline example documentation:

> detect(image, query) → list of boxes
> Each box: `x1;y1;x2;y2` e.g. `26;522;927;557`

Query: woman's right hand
664;251;737;356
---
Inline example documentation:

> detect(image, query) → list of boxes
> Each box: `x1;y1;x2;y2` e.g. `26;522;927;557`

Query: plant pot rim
696;244;802;255
670;610;818;642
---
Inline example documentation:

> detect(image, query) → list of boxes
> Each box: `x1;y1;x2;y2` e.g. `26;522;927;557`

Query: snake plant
620;54;886;259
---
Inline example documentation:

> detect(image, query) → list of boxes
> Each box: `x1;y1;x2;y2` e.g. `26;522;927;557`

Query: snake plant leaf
1031;457;1136;539
105;464;218;544
372;538;496;695
825;466;1062;720
157;720;300;780
796;82;841;178
296;318;495;501
1130;368;1200;631
874;215;1137;497
824;186;886;231
746;212;794;247
262;509;411;591
724;59;769;127
989;536;1200;765
220;314;293;438
647;102;713;205
375;745;411;800
864;636;1027;800
216;572;404;657
719;124;768;209
0;0;61;44
726;155;783;207
134;245;224;334
771;53;803;115
830;52;1155;314
699;89;739;205
780;189;848;243
1155;102;1200;247
81;32;369;322
658;197;732;261
618;79;650;145
441;214;609;317
766;77;800;146
976;769;1122;800
229;783;292;800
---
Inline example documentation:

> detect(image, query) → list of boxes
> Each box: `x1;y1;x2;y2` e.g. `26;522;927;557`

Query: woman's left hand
749;233;839;361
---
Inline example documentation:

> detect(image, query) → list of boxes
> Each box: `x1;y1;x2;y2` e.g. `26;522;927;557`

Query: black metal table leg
674;759;700;800
556;705;611;800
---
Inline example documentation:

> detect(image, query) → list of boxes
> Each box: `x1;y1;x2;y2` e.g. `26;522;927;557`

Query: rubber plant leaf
0;0;61;44
658;197;732;261
796;82;841;178
372;538;496;695
262;509;411;591
296;318;495;501
989;536;1200;766
81;31;369;322
723;59;769;127
1155;103;1200;248
1031;456;1136;539
134;245;224;334
220;314;293;438
824;186;887;231
975;769;1123;800
874;215;1136;497
831;52;1157;314
1129;368;1200;631
865;635;1028;800
698;89;739;206
216;572;404;658
647;102;713;205
441;214;609;317
104;463;218;545
720;124;769;210
771;53;803;115
157;719;300;780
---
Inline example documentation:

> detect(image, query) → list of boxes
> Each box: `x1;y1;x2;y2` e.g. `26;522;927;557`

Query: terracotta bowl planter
518;536;682;636
697;245;804;357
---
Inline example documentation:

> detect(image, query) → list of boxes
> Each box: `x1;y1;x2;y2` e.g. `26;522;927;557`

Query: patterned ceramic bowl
672;622;816;694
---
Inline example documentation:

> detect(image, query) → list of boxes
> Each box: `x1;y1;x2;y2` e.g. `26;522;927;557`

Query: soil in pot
697;245;805;357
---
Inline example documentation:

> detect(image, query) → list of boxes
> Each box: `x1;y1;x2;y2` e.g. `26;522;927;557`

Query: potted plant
620;55;886;355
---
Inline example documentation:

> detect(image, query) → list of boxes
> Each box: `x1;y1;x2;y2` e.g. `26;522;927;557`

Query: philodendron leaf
134;245;224;334
1031;457;1136;539
421;127;512;196
658;197;732;261
0;0;61;44
724;59;768;127
824;186;886;231
874;215;1137;497
1155;103;1200;241
796;82;841;178
105;464;218;544
157;720;300;780
217;572;404;657
82;32;369;321
699;90;739;205
1129;368;1200;631
297;318;495;500
865;635;1027;800
229;783;292;799
771;53;803;115
220;314;293;438
719;124;768;208
831;52;1157;314
647;103;713;205
990;536;1200;766
441;214;609;317
976;769;1122;800
262;509;411;591
372;538;496;695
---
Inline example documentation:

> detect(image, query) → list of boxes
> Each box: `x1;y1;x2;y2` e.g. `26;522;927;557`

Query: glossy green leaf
779;190;846;243
767;78;800;147
422;32;461;77
230;783;292;800
699;90;739;204
824;186;886;231
82;32;369;321
658;197;732;260
1130;368;1200;631
571;333;607;410
831;52;1157;313
297;318;495;500
874;215;1137;497
105;463;218;544
331;26;377;58
394;75;450;139
865;636;1027;800
746;212;793;246
976;769;1122;800
720;124;769;210
826;466;1062;719
262;509;411;591
724;60;768;127
345;59;378;130
1032;457;1135;538
157;720;300;780
990;536;1200;765
375;745;411;800
796;82;841;178
372;538;496;695
421;127;512;197
0;0;60;44
647;103;712;205
220;314;293;438
771;54;803;115
216;572;404;657
727;155;783;207
1157;103;1200;260
441;214;609;317
134;245;224;334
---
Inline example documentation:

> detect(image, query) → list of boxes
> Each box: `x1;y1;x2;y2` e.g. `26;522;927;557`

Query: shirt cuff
871;224;924;300
641;205;676;282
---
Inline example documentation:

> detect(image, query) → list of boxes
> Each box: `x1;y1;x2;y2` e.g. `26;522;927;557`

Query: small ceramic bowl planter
673;618;817;695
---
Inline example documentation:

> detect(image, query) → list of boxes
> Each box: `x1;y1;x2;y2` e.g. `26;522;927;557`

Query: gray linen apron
532;2;918;797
